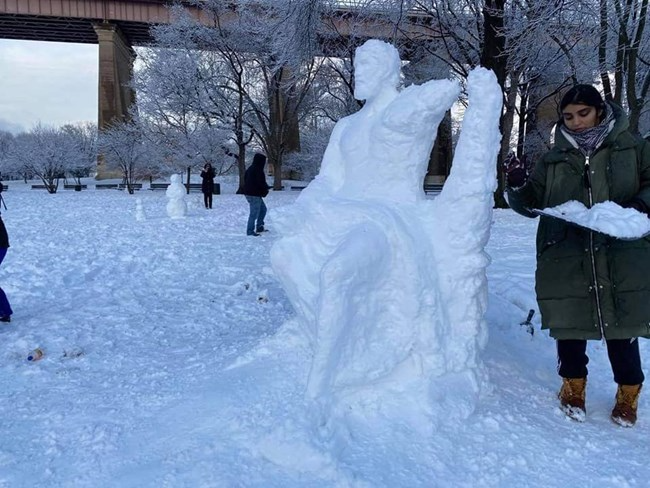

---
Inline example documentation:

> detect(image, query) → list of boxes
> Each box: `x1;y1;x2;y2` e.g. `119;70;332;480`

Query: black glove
503;153;529;188
622;198;650;216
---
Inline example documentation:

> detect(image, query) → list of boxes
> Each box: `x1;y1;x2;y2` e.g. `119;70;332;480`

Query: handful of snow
538;201;650;239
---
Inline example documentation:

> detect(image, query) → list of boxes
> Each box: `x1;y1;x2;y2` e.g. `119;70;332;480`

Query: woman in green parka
506;84;650;427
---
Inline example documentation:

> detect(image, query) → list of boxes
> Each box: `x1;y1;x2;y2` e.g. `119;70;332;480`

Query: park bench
64;184;88;190
95;183;119;190
149;183;170;190
289;185;307;191
423;183;444;195
0;184;8;191
118;183;142;191
184;183;221;194
185;183;202;193
31;184;49;190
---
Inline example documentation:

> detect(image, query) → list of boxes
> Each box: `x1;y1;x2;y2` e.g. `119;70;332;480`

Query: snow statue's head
170;174;181;185
353;39;400;101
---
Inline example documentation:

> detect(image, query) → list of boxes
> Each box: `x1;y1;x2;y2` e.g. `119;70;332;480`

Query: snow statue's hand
270;41;503;441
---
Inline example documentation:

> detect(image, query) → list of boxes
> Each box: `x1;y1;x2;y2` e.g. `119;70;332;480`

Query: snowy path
0;188;648;487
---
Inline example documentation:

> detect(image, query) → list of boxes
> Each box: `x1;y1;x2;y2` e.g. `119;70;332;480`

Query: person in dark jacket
243;153;271;236
0;203;12;323
506;84;650;427
200;163;216;209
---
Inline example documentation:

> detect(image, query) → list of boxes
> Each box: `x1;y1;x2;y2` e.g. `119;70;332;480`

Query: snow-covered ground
0;182;648;487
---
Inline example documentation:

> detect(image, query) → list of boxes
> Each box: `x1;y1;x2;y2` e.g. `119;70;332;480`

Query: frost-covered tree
0;131;15;180
135;7;257;190
0;124;98;188
5;124;80;193
134;41;238;178
138;0;326;190
394;0;603;206
98;119;153;194
597;0;650;134
61;123;98;185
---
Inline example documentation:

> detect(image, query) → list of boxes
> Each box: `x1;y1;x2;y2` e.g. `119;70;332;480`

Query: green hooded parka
508;103;650;340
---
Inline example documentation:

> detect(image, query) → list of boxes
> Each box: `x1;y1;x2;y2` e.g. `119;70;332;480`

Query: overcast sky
0;39;97;134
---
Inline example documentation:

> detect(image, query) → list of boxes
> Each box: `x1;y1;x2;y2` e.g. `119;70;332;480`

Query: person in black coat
243;153;271;236
200;163;216;209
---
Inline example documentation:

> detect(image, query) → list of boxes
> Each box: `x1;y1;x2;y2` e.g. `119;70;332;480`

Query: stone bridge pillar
93;23;136;179
93;22;136;129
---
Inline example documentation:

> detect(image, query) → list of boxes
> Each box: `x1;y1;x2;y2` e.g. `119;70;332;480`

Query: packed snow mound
271;39;503;438
538;201;650;239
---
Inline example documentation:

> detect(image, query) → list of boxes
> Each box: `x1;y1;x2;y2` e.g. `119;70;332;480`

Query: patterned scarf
560;104;616;157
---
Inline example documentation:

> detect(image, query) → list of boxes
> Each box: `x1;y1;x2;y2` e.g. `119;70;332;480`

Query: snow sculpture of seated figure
270;39;503;434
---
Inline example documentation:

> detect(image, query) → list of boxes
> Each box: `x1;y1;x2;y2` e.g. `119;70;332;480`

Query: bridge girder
0;0;439;51
0;14;154;45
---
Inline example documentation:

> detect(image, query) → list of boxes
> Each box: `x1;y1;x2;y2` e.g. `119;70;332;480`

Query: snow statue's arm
429;67;502;370
366;79;460;201
438;68;502;205
379;79;460;143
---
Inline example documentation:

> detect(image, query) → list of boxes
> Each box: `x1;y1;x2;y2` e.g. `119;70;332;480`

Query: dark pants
557;339;645;385
0;248;12;318
245;196;266;235
203;192;213;209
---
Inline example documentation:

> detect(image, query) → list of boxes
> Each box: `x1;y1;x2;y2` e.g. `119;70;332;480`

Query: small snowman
166;174;187;219
135;198;146;221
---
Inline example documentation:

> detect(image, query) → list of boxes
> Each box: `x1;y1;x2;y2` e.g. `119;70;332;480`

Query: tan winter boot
558;377;587;422
611;384;642;427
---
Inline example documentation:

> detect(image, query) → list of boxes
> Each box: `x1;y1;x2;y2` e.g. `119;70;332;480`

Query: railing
328;0;426;13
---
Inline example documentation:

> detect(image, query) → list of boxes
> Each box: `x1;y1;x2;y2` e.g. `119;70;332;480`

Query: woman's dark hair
560;84;605;112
